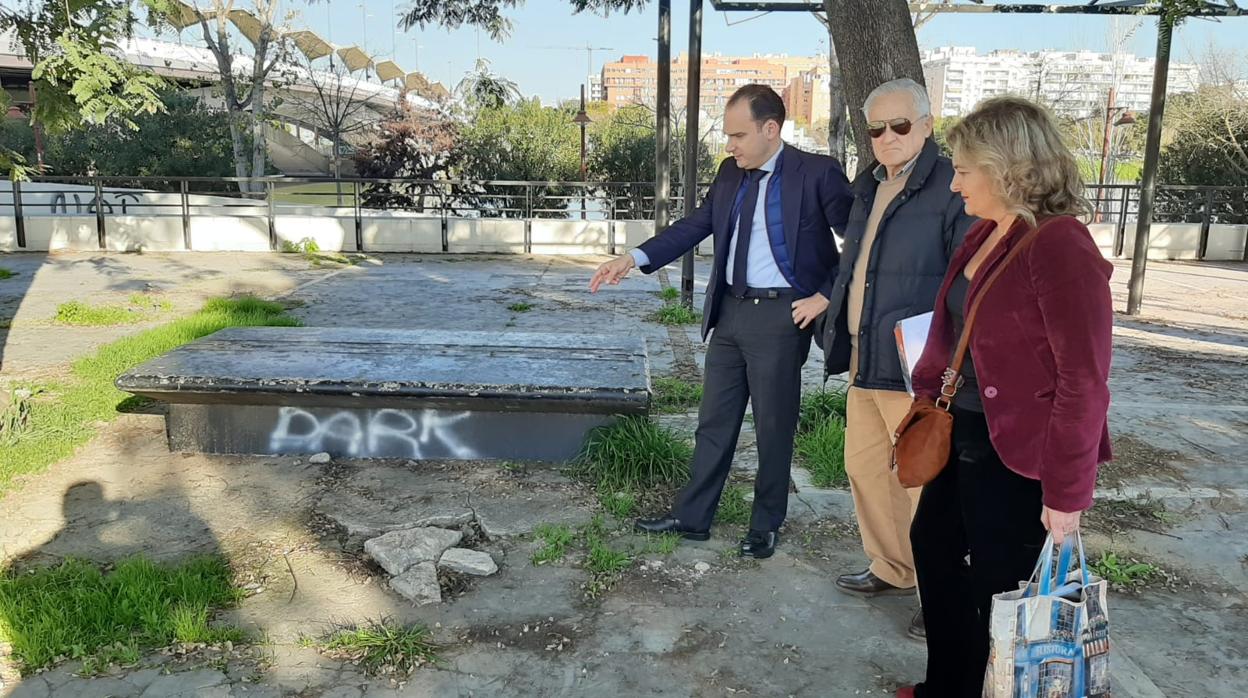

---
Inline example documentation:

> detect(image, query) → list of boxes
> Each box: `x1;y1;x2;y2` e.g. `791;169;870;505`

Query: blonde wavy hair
946;96;1091;225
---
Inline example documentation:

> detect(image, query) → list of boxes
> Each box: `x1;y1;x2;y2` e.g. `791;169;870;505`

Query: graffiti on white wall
49;191;141;215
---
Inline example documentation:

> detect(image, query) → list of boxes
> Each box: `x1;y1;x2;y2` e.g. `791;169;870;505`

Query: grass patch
0;296;299;496
0;387;42;447
576;416;692;492
1090;551;1158;590
0;267;16;280
280;237;359;267
54;293;174;327
640;532;681;555
281;237;321;254
0;556;244;675
55;300;137;326
597;488;637;519
651;376;702;413
580;515;633;598
716;484;752;526
506;302;534;313
651;303;700;326
799;389;848;432
795;415;848;488
308;619;439;676
531;524;575;566
657;286;680;301
584;538;632;577
127;293;173;312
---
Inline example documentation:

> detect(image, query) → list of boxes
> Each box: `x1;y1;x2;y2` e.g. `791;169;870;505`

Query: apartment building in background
600;52;824;115
922;46;1199;118
783;67;832;127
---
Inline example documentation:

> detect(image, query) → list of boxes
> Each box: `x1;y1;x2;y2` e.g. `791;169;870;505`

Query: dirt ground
0;251;1245;697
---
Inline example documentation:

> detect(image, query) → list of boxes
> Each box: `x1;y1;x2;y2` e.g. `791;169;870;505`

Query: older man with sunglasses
819;78;975;639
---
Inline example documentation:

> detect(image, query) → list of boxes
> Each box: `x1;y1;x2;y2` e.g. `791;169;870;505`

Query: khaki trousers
845;351;922;588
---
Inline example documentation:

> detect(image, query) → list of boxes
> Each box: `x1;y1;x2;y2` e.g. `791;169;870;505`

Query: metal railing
2;175;1245;258
1085;183;1248;259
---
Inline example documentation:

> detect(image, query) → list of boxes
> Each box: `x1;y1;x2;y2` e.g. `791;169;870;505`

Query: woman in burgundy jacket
897;96;1114;698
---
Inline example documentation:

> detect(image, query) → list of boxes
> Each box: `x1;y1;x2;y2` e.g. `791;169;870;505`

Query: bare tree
284;54;378;179
809;13;849;162
180;0;292;190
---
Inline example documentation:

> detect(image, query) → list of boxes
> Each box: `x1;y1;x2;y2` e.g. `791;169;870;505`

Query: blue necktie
731;169;766;297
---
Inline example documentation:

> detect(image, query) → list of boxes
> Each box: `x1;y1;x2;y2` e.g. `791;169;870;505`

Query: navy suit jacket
636;144;853;338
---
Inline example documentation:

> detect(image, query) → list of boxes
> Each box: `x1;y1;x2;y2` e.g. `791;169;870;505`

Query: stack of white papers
894;311;933;396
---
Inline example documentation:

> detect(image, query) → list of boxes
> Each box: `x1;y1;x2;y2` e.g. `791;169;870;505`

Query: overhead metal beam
709;1;1243;16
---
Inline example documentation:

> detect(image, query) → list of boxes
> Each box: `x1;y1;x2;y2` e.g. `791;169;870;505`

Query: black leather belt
735;287;797;299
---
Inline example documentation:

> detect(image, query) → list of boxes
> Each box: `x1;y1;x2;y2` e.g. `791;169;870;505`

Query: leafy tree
588;104;715;217
399;0;647;40
456;58;522;111
0;0;169;177
168;0;294;188
456;99;580;217
351;104;460;210
1;90;239;179
1159;86;1248;187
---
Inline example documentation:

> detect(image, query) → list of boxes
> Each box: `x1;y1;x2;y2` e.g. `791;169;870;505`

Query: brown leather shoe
834;569;915;597
907;608;926;641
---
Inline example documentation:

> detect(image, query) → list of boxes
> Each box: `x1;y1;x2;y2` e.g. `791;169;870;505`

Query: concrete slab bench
116;327;650;461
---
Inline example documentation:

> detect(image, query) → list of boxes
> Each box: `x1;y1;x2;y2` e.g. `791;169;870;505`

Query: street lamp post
573;84;593;221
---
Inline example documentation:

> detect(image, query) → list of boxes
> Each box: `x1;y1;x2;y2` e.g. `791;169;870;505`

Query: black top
946;272;985;412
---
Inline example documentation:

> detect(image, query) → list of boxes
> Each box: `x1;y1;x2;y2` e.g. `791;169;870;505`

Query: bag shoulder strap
941;219;1051;400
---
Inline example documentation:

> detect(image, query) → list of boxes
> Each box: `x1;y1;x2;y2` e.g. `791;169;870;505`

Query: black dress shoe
739;530;779;559
834;569;916;598
634;516;710;541
907;608;925;641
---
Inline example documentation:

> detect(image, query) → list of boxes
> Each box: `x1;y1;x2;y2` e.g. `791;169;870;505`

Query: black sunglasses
867;116;927;139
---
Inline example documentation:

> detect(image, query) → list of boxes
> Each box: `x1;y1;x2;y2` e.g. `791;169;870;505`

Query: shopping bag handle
1029;532;1091;598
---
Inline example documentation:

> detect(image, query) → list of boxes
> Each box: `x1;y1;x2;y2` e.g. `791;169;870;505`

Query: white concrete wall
1112;223;1247;261
189;216;270;252
0;210;1240;260
617;220;713;256
362;216;443;253
108;216;186;251
530;220;611;255
447;219;525;254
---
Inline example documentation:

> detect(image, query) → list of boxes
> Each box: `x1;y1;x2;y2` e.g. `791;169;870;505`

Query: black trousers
911;407;1047;698
674;293;812;533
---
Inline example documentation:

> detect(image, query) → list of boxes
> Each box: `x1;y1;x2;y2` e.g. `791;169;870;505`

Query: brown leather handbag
892;221;1050;488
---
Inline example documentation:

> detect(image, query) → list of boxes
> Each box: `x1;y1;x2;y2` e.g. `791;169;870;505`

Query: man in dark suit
590;84;853;558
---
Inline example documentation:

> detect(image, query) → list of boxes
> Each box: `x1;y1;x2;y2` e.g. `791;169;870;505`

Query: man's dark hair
727;84;786;128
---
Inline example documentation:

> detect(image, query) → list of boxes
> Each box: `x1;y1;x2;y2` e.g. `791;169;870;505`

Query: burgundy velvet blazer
912;215;1114;512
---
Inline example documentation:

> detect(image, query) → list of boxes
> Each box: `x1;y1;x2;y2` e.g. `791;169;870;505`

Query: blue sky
284;1;1246;103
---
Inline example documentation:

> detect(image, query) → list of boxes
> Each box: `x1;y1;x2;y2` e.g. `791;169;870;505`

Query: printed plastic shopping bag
983;532;1111;698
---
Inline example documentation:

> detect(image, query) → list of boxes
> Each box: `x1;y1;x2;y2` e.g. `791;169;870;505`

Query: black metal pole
1126;15;1173;315
180;180;191;250
13;178;26;249
354;181;364;252
94;176;106;250
680;0;703;309
655;0;672;235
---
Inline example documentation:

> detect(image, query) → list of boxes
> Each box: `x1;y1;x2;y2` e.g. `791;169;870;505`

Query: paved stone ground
0;251;340;379
0;251;1245;697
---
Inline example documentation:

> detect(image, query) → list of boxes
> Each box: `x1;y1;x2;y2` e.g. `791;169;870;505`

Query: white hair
862;78;931;118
